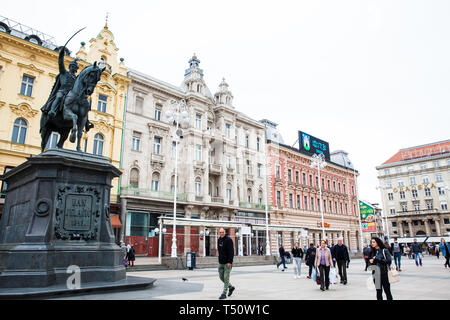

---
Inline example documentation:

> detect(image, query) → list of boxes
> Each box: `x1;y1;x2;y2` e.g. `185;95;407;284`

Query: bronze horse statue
40;61;105;152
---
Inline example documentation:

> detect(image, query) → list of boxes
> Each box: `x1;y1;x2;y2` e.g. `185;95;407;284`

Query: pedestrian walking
291;242;304;279
406;245;412;259
333;238;350;285
435;244;440;259
369;237;393;300
120;241;128;268
217;228;235;299
363;244;371;271
390;237;404;272
305;243;316;279
439;238;450;268
127;243;135;267
411;239;423;267
314;240;334;291
330;243;336;268
276;243;287;271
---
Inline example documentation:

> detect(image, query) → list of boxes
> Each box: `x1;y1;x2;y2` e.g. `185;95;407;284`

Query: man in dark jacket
390;237;404;271
363;244;372;271
411;238;423;267
332;238;350;284
276;243;287;271
305;243;316;278
217;228;235;299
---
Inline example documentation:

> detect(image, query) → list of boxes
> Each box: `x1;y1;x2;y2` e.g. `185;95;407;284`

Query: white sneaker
294;275;298;279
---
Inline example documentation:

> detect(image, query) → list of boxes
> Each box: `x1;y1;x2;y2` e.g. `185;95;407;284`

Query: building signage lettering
392;183;436;193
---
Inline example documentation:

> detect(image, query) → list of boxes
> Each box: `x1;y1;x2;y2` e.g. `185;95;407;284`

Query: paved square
50;255;450;300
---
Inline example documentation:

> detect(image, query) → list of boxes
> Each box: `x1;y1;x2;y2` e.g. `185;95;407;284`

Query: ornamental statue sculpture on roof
40;28;104;152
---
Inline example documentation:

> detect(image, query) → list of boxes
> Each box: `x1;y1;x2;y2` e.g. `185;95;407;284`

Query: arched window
11;118;27;144
195;177;201;196
93;133;104;156
247;188;252;203
152;172;160;191
130;168;139;188
258;190;263;205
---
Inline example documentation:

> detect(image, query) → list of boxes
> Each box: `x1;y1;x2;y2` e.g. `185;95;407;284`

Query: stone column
119;198;127;244
398;219;404;237
434;218;442;236
407;220;414;236
424;218;432;236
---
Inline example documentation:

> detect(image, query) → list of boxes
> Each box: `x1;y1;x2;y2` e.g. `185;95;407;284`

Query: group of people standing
120;242;136;268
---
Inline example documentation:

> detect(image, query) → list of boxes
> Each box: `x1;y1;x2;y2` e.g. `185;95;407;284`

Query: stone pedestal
0;149;126;288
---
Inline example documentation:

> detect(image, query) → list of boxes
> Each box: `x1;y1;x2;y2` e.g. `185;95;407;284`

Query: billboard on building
298;131;331;161
360;200;376;232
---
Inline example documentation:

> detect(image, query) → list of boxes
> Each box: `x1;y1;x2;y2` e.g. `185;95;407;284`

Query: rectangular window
276;166;281;180
414;203;420;211
390;208;395;215
295;171;299;184
257;164;262;177
436;173;443;182
388;193;394;200
323;200;327;212
154;108;161;121
245;135;249;148
225;124;231;139
340;203;343;214
304;196;308;210
246;160;251;174
152;180;159;191
277;191;281;207
426;201;433;210
132;133;141;151
153;137;161;154
438;187;445;195
396;167;402;173
335;202;338;214
227;156;232;169
195;114;202;130
311;197;314;211
226;188;232;200
316;177;319;188
256;137;260;151
400;191;405;199
420;163;427;170
289;194;293;208
297;195;301;209
423;176;429;184
97;94;107;113
345;203;348;214
385;181;392;188
385;169;390;175
407;166;414;172
434;161;440;168
310;175;313;186
398;180;404;187
135;96;143;114
402;204;408;212
333;181;336;191
343;184;346;194
338;183;341;193
327;180;331;190
330;200;333;213
20;75;34;97
412;189;418;198
172;141;177;159
425;188;431;197
302;173;306;185
317;199;321;211
195;145;202;161
288;169;292;182
410;177;416;185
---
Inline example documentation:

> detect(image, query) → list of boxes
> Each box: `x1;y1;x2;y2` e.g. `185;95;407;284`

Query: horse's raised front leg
57;128;71;149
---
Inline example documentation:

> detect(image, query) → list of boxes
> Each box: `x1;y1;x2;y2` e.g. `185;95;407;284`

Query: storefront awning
110;215;122;228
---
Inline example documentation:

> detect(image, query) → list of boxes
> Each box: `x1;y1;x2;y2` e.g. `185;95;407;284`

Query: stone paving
49;255;450;300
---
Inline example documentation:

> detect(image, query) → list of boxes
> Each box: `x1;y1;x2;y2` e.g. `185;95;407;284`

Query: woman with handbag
314;240;334;291
369;237;393;300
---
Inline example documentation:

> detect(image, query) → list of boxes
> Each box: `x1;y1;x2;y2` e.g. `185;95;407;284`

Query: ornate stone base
0;149;126;288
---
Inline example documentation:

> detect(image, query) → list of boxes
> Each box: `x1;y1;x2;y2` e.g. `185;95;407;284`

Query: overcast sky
2;0;449;206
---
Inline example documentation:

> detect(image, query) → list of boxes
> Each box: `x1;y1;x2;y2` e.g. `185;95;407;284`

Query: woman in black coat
369;237;393;300
304;243;316;279
127;244;136;267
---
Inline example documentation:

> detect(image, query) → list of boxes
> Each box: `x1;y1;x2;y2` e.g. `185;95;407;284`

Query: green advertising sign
359;200;376;232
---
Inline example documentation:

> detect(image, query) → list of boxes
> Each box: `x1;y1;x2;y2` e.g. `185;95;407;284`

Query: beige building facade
120;56;269;256
376;140;450;240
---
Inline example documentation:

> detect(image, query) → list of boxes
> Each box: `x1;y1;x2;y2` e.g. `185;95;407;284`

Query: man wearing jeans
390;237;404;271
332;238;350;285
276;243;287;271
217;228;235;299
411;238;423;267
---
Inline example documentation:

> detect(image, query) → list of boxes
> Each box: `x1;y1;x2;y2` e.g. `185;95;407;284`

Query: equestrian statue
40;28;104;152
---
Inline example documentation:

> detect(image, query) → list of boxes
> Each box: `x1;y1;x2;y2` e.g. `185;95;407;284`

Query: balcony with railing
121;186;187;202
239;201;271;211
209;163;222;175
392;208;439;217
151;153;165;163
211;197;224;203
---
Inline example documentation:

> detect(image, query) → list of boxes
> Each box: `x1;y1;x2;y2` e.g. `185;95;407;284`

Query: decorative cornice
91;119;113;132
0;54;12;64
9;103;39;118
17;62;45;73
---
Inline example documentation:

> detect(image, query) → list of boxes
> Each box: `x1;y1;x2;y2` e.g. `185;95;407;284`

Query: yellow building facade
0;19;130;213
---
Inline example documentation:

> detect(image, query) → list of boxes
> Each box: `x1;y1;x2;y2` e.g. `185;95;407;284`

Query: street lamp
155;226;167;264
165;99;190;258
310;153;327;241
376;185;390;242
